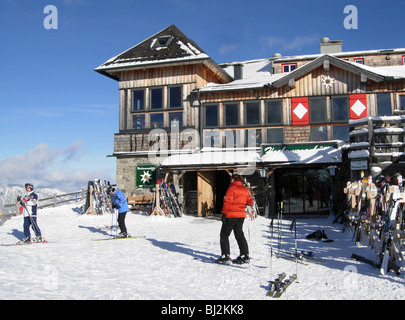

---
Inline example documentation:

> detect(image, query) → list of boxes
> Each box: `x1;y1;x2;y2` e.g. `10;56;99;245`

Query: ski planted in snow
272;274;297;298
266;272;286;296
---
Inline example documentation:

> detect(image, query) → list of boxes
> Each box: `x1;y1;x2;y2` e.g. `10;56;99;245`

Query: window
332;125;349;141
331;96;349;123
266;99;283;125
310;126;328;141
267;128;284;143
132;114;145;129
153;35;173;49
150;113;164;128
282;63;297;73
204;130;221;148
224;130;243;148
169;112;183;127
400;95;405;110
402;55;405;65
204;105;219;127
168;86;182;109
150;88;163;110
245;129;262;147
376;93;392;116
224;103;239;127
309;97;327;124
132;89;145;111
353;58;364;64
245;101;261;125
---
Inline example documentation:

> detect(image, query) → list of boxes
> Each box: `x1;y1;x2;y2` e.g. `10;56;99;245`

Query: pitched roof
200;54;405;93
95;24;231;82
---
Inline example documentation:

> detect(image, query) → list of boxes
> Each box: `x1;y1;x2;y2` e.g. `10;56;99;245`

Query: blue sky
1;0;404;191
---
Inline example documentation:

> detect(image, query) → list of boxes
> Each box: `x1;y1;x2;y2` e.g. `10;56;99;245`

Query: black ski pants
220;217;249;257
117;211;127;234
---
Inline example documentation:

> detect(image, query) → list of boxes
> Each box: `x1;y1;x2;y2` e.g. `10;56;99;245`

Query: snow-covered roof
95;25;232;82
200;53;405;93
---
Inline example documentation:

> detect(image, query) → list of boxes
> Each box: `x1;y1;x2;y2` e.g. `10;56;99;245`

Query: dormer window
152;35;173;49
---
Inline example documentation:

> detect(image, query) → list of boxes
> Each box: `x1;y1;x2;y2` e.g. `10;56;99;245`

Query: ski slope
0;201;403;300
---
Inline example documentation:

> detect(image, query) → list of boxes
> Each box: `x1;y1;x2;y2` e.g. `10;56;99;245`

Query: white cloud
218;43;238;55
261;35;319;52
0;141;112;192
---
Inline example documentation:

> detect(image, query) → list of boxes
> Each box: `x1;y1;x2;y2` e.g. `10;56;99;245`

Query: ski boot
232;255;251;264
36;236;45;243
215;255;232;264
22;237;31;244
118;232;130;238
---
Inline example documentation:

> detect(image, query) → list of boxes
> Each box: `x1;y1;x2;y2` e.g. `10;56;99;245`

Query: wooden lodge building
95;25;405;217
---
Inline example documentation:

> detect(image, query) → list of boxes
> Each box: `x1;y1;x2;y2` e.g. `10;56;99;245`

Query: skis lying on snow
272;274;297;298
266;272;286;296
92;236;146;241
1;240;48;246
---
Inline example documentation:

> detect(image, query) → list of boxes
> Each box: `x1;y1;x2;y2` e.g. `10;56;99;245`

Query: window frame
376;92;392;116
168;85;183;109
244;101;261;126
223;102;240;127
309;97;327;125
331;95;349;123
204;104;219;128
265;99;283;125
282;63;297;73
150;87;164;110
131;89;145;112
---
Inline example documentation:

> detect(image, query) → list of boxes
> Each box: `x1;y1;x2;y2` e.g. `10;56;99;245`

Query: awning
261;145;342;165
161;148;261;171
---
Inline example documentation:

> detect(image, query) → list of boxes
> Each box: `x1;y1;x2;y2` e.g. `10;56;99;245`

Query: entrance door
197;171;215;216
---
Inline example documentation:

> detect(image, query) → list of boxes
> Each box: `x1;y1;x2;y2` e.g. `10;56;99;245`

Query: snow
0;201;403;300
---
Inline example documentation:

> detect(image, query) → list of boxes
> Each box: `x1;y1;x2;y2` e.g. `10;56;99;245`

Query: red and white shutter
291;97;309;125
349;94;367;119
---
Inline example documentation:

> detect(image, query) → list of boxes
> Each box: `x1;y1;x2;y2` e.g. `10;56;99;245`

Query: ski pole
21;201;40;238
270;218;274;280
290;219;298;276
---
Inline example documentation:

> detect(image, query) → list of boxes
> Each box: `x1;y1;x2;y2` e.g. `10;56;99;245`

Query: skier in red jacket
217;174;253;264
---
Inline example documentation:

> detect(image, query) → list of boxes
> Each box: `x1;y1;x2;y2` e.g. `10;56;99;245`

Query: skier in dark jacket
108;187;130;238
18;183;44;243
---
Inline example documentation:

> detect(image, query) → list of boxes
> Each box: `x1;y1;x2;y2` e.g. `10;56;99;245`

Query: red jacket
222;181;253;218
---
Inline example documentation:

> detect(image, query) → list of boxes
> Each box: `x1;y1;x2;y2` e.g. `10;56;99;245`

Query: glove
17;196;21;202
221;214;227;225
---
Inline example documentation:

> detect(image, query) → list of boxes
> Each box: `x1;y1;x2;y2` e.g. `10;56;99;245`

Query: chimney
233;64;243;80
320;37;343;54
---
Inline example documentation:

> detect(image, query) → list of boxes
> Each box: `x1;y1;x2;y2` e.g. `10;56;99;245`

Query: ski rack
344;179;405;275
150;174;183;218
85;179;113;215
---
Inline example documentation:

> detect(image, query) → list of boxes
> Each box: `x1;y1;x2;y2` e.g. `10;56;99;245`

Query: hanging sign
136;164;157;188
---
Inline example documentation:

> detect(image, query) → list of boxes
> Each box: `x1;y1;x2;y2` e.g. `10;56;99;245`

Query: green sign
136;164;157;188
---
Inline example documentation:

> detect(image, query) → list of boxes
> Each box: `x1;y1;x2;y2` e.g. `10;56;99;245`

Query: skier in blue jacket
108;187;130;238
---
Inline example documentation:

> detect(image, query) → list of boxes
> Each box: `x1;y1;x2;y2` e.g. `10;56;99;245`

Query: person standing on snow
108;187;130;238
17;183;44;243
217;174;253;264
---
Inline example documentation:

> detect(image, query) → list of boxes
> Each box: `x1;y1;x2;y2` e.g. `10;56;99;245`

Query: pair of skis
267;213;299;298
266;272;297;298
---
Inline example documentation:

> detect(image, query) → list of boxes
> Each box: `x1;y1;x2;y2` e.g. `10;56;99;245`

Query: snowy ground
0;201;403;301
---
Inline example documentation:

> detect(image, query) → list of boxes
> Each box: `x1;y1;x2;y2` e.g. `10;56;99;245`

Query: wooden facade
96;25;405;216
